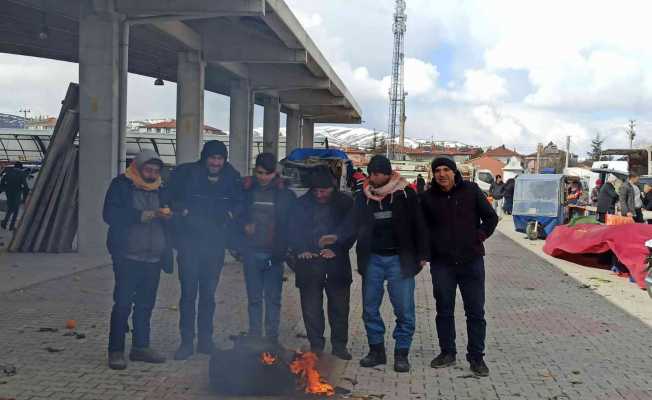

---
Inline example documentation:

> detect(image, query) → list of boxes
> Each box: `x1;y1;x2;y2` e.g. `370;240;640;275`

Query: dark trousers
431;257;486;361
635;208;644;223
299;275;350;351
2;194;20;229
243;252;284;339
177;246;225;344
108;258;161;352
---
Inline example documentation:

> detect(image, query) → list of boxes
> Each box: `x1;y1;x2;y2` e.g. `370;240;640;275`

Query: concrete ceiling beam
149;21;202;50
115;0;266;18
279;90;347;106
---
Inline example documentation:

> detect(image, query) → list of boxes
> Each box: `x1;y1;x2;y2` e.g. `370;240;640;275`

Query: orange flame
290;352;334;397
260;352;278;365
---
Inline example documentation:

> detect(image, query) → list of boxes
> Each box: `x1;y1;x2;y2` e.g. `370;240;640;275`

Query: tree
587;132;605;161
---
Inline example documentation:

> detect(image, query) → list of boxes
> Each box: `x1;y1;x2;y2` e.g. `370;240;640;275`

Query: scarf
363;171;410;209
125;162;161;192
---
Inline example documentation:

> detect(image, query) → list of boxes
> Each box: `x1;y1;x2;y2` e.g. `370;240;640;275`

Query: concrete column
176;51;205;164
78;0;122;254
285;110;301;155
117;21;129;173
229;80;251;175
263;96;280;159
302;119;315;148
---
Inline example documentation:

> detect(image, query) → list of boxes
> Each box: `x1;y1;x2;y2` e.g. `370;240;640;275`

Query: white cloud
448;69;508;103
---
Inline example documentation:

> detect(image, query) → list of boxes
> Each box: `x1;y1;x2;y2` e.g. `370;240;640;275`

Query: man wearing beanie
420;156;498;377
165;140;243;360
289;166;355;360
335;155;429;373
239;153;296;344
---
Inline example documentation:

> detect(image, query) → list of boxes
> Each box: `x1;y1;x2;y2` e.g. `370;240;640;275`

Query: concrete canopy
1;0;362;124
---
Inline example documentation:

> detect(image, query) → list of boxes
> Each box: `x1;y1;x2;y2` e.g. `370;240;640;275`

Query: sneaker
174;342;194;360
196;340;216;355
394;349;410;373
430;353;456;369
331;347;353;361
108;352;127;370
470;358;489;377
129;347;166;364
359;343;386;368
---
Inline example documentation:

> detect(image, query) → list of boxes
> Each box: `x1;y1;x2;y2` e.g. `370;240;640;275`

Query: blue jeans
362;254;416;350
243;252;284;339
108;258;161;352
431;257;486;361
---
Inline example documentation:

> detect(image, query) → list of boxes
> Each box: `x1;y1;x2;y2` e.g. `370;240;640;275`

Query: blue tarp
513;215;560;236
286;148;350;162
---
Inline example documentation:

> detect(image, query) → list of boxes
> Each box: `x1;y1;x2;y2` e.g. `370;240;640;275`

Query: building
524;142;578;173
25;117;57;131
484;145;523;165
468;155;505;178
139;119;226;135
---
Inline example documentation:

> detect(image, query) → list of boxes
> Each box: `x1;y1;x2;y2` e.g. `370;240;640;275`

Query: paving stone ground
1;232;652;400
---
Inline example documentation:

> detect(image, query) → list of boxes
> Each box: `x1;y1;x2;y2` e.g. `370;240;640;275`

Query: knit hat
201;140;228;161
310;166;336;188
367;155;392;175
431;156;457;172
255;152;277;173
134;149;163;169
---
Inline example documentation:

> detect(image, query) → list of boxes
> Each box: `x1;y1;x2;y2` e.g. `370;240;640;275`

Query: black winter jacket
338;186;429;278
597;182;619;214
420;172;498;265
102;175;173;273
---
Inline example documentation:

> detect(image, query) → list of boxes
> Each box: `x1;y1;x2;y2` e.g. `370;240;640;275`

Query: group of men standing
103;140;498;378
596;172;652;223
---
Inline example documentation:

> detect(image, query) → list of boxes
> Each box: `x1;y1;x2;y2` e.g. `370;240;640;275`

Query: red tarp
543;224;652;289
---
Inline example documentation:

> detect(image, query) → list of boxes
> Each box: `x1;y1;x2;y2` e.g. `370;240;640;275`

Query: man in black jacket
165;140;242;360
597;174;619;223
240;153;296;344
103;150;171;370
336;155;429;373
289;167;354;360
420;157;498;377
0;162;30;230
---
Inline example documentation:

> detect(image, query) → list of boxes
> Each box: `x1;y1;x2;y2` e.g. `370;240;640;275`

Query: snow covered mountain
0;113;26;129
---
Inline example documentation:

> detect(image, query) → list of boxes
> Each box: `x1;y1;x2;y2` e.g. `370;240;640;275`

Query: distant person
590;179;603;207
489;175;505;219
289;167;354;360
643;184;652;224
420;157;498;377
103;150;172;370
597;174;619;223
239;153;296;344
619;173;643;222
416;174;426;194
352;168;366;195
566;181;583;219
502;178;516;215
0;162;29;231
166;140;243;360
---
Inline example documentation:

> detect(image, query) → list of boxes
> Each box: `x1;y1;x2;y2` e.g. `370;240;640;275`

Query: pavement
1;217;652;400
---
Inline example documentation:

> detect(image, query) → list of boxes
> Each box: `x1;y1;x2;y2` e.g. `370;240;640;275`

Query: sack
605;214;635;225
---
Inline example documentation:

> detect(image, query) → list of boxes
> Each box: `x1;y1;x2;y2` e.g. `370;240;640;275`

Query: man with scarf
103;150;172;370
334;155;429;373
166;140;242;360
239;153;296;344
420;157;498;377
289;167;355;360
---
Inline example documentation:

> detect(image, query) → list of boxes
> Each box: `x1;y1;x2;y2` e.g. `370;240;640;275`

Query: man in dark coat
335;155;429;373
416;174;426;194
502;178;516;215
420;157;498;377
0;162;30;230
165;140;242;360
289;167;354;360
489;175;505;219
103;150;172;370
240;153;296;343
597;174;619;223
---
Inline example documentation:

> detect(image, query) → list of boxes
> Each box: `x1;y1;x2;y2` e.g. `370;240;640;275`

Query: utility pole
19;108;31;120
626;119;636;149
565;136;571;169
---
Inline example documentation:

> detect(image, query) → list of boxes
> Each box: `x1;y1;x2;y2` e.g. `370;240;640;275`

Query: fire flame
260;352;278;365
290;352;335;397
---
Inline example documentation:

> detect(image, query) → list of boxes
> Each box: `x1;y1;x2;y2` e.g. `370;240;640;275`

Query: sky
2;0;652;156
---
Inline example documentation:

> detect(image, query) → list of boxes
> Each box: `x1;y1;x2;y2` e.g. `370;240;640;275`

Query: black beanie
310;166;336;188
367;155;392;175
201;140;228;161
431;156;457;172
255;152;277;173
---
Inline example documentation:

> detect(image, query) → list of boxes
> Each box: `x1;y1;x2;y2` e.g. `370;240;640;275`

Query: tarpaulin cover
286;148;349;162
513;215;560;236
543;224;652;289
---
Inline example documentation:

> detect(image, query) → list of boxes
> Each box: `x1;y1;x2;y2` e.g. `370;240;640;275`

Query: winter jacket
503;179;515;200
164;161;242;251
420;171;498;265
289;190;355;287
0;167;29;202
618;181;637;216
103;175;173;272
239;175;296;263
597;182;618;214
337;186;429;278
489;181;505;200
644;191;652;211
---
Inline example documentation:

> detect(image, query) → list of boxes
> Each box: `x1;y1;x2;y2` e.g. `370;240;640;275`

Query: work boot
394;349;410;373
129;347;166;364
331;346;353;361
359;343;386;368
174;341;194;360
196;339;216;355
108;352;127;370
469;358;490;377
430;352;456;369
